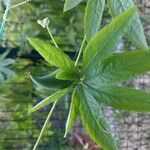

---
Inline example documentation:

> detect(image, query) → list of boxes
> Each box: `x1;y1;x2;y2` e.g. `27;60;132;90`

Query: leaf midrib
84;11;132;70
85;0;102;37
85;54;149;80
109;0;145;48
81;86;110;132
88;85;150;108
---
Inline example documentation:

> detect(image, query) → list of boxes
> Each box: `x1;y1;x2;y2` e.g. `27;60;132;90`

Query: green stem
10;0;31;9
32;24;59;150
75;37;86;66
33;100;58;150
46;26;59;49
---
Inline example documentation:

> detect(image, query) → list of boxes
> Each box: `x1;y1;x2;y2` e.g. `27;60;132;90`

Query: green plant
0;50;15;82
64;0;148;49
0;59;56;149
1;0;84;54
28;1;150;150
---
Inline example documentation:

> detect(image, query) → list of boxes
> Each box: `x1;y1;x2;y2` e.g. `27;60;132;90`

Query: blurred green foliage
0;58;72;149
1;0;85;55
0;50;15;82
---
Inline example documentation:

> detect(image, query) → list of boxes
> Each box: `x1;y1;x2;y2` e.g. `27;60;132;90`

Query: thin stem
46;25;59;49
10;0;31;9
75;37;86;66
32;23;60;150
33;100;58;150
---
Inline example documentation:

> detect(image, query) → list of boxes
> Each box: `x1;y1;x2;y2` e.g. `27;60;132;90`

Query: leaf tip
63;2;69;12
27;37;32;43
27;37;36;46
28;38;41;46
63;132;67;138
63;7;68;12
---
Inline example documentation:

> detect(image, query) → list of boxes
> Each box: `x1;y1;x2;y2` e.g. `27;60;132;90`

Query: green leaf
83;7;136;67
56;70;79;81
28;38;75;70
84;50;150;87
76;85;119;150
90;86;150;112
107;0;148;49
0;67;16;78
84;0;105;41
30;70;72;90
64;88;79;137
0;58;15;67
64;0;84;12
28;88;70;113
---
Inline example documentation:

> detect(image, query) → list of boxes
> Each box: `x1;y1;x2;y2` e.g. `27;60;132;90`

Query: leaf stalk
32;23;59;149
75;37;86;66
10;0;31;9
46;25;59;49
33;100;58;150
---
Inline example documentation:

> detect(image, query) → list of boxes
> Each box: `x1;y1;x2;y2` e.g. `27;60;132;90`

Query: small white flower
37;17;50;28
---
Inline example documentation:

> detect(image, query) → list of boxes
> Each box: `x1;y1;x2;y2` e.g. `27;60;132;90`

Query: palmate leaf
30;70;72;90
64;0;84;12
90;86;150;112
84;50;150;87
28;6;150;150
28;38;75;71
76;85;119;150
83;7;136;67
84;0;105;41
107;0;148;49
28;87;70;113
64;88;79;137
